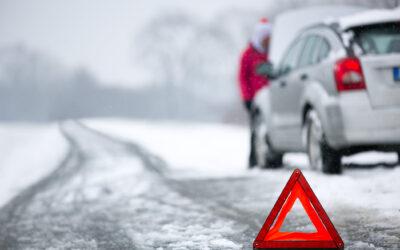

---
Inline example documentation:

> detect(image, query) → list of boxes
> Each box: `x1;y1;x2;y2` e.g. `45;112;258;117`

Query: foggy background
1;0;399;123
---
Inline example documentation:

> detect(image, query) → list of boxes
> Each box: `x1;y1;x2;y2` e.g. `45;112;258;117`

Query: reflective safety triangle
253;169;344;250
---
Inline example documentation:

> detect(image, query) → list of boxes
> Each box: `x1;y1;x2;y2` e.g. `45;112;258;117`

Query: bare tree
133;12;198;88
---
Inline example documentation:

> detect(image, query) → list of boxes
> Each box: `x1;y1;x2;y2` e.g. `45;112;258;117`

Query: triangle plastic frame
253;169;344;250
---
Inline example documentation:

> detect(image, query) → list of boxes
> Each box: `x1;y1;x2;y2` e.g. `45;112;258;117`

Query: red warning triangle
253;169;344;250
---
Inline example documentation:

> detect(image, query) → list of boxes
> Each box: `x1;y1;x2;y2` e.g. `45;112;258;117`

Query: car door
269;37;306;150
285;35;320;148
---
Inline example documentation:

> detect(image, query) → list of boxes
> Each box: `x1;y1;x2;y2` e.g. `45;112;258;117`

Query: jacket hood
250;18;272;53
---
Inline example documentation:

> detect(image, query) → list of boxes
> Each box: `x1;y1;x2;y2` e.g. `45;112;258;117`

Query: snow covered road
0;121;399;249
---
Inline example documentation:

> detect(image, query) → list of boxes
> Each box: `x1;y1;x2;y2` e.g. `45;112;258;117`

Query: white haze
0;0;270;87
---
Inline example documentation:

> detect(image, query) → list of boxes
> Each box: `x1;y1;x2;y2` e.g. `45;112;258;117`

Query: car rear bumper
322;91;400;149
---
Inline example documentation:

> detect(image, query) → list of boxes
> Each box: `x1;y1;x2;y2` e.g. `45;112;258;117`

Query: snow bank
299;166;400;217
280;152;400;217
0;123;68;207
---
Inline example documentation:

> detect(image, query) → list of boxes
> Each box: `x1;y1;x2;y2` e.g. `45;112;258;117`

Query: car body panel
360;54;400;108
254;16;400;154
338;8;400;31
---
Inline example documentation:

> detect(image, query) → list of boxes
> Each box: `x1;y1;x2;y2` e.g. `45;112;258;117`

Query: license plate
394;67;400;82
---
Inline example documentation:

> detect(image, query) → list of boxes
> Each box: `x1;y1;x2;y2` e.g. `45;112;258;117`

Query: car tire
253;111;283;169
306;110;342;174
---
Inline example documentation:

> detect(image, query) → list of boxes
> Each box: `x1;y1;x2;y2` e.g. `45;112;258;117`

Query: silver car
253;9;400;174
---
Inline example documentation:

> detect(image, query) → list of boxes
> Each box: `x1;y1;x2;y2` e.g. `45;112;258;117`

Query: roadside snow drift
0;123;68;207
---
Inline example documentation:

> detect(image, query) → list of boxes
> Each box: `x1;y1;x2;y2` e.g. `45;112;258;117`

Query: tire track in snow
62;123;400;249
0;124;84;249
73;122;255;249
77;121;168;175
6;121;380;249
0;121;253;249
79;123;266;248
83;123;400;249
0;122;138;249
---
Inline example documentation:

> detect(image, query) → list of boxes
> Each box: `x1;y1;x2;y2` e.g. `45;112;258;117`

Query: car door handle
300;73;308;81
279;81;287;88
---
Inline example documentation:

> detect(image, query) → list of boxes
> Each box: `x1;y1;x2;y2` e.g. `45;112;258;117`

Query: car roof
269;5;365;64
301;7;400;36
332;7;400;31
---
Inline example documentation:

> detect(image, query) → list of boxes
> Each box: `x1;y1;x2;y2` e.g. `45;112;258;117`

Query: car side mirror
256;62;278;80
279;66;291;76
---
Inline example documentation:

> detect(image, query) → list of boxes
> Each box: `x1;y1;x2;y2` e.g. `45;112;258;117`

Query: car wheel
254;112;283;169
306;110;342;174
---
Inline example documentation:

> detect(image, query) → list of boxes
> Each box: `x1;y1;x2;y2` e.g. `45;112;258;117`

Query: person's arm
238;50;253;110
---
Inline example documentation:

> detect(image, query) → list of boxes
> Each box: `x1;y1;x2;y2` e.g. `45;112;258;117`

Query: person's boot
248;132;257;168
249;154;257;168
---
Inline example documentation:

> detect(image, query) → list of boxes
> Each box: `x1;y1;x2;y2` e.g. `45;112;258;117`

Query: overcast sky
0;0;270;87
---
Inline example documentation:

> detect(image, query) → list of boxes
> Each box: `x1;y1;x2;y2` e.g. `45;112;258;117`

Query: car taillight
334;57;366;92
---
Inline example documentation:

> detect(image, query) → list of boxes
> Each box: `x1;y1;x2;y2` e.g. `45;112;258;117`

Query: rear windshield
351;22;400;55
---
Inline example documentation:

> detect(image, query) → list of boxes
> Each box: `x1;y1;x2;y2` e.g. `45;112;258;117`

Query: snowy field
0;119;399;249
0;123;68;207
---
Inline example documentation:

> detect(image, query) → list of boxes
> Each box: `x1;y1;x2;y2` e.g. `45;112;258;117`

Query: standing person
238;18;272;168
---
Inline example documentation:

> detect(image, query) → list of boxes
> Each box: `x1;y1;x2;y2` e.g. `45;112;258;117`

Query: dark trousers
244;101;257;167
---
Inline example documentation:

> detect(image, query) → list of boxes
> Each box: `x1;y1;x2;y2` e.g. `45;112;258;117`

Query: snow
84;118;250;177
338;7;400;30
47;122;247;249
85;118;400;223
209;238;242;249
0;123;68;207
1;120;398;248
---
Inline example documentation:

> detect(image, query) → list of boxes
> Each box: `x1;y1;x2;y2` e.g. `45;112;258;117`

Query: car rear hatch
350;22;400;108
